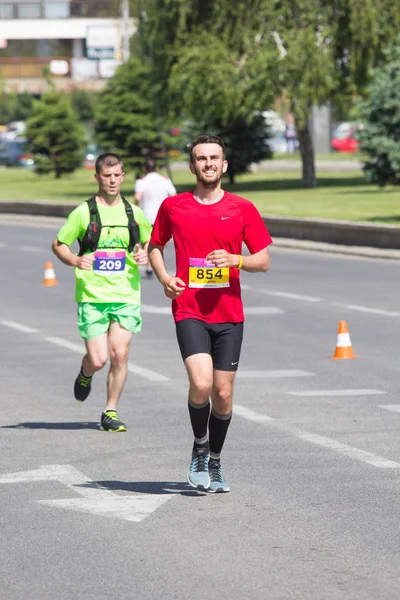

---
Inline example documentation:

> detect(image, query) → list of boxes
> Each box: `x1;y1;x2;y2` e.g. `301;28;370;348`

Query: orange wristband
236;255;243;269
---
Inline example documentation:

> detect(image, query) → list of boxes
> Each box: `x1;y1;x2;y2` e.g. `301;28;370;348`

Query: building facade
0;0;135;92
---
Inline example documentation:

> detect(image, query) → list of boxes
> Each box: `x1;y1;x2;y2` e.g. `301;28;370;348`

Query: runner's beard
195;168;223;187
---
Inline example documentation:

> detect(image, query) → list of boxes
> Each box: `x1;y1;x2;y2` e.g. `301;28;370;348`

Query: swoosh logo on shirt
221;216;230;220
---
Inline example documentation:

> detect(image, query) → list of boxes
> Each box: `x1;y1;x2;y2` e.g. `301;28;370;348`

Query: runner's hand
76;254;94;270
206;249;239;268
162;275;186;299
134;244;148;265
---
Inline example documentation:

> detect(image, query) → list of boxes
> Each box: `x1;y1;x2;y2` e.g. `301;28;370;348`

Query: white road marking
379;405;400;413
296;433;400;469
0;464;172;523
46;336;170;382
263;290;322;302
241;284;321;302
244;307;283;315
237;369;313;379
45;337;84;353
1;320;40;334
141;304;171;315
20;245;46;253
234;405;275;422
234;405;400;469
287;389;386;397
127;362;169;382
342;304;400;317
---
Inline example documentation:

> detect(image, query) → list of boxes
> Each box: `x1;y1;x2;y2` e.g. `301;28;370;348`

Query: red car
331;122;362;153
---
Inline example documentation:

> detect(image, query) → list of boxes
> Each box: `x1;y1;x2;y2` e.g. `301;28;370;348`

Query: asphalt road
1;215;400;600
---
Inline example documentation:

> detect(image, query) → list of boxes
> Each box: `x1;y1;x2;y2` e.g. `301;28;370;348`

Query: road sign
86;47;115;60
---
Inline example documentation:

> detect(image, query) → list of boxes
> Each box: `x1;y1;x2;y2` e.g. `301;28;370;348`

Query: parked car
0;138;34;167
331;122;363;153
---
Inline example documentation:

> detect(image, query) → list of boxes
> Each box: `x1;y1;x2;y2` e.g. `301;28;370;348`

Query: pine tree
25;89;85;178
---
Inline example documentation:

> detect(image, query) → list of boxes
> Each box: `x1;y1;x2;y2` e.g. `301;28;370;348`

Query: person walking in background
148;135;272;492
284;115;297;153
52;153;152;432
135;157;176;278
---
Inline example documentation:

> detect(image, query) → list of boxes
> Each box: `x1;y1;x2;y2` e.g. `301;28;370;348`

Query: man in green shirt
52;153;152;431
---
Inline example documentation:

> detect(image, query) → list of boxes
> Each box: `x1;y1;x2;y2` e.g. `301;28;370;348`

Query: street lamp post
121;0;130;62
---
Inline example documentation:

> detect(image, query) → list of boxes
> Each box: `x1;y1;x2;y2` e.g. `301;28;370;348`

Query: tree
94;57;161;173
140;0;400;187
70;88;98;123
25;89;85;178
357;42;400;186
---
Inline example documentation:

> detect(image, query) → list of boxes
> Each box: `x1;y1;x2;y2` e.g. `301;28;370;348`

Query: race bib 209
93;250;126;276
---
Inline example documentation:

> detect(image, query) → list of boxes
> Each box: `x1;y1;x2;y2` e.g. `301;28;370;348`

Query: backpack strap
122;196;140;253
77;196;102;256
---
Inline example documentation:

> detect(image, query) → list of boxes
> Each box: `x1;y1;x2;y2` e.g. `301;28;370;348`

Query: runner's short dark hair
95;153;124;174
144;158;157;173
189;135;226;163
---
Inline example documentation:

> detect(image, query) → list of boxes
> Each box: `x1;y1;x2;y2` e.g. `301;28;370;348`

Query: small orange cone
42;261;58;287
331;320;357;359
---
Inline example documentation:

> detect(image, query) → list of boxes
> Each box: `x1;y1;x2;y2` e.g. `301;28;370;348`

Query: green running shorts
77;302;142;340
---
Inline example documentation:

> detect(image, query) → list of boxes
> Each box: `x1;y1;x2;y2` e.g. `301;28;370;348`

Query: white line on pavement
379;405;400;413
241;284;322;302
343;304;400;317
127;362;169;382
141;304;171;315
234;405;275;422
234;404;399;468
287;389;386;397
20;245;46;253
1;320;40;334
244;307;283;315
237;369;313;379
297;433;400;469
263;290;322;302
45;336;170;382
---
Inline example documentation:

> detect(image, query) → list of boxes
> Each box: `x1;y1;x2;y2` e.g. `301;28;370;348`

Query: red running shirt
150;191;273;323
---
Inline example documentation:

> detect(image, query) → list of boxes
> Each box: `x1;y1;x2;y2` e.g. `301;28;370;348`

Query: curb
1;200;400;260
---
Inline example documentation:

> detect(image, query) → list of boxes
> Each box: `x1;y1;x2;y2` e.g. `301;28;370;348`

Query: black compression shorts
175;318;244;372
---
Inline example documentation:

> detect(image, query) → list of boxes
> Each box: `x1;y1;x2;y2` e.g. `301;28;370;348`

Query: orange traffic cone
331;320;357;359
42;261;58;287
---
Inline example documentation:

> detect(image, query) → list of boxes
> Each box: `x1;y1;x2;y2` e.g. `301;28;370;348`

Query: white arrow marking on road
0;464;172;523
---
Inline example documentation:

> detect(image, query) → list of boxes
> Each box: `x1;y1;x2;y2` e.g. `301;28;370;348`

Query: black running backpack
77;196;140;257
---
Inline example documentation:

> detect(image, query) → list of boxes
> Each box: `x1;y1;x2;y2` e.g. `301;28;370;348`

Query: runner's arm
206;247;270;273
134;190;142;206
51;238;93;270
148;242;185;298
241;247;270;273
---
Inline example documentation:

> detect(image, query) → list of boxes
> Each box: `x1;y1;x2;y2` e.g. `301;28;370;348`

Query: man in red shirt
148;135;272;493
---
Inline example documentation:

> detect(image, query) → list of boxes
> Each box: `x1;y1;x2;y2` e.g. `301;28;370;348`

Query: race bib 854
188;258;229;289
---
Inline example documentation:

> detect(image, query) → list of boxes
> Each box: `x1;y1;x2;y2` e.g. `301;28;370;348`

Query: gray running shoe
208;459;230;493
187;446;210;490
101;410;127;432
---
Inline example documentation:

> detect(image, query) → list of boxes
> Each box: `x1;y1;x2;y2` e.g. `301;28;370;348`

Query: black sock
209;409;232;460
188;398;210;446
